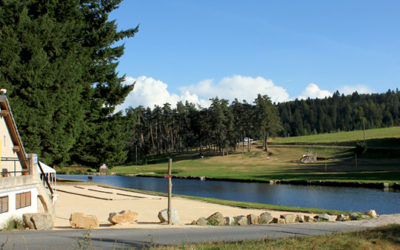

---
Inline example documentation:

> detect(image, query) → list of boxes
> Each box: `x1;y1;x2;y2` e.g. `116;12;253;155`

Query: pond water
59;174;400;214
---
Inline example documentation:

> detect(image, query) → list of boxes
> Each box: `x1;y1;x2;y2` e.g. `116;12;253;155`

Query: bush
4;218;24;230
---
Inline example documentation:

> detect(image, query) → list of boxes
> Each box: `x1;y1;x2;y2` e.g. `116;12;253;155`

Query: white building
0;94;55;226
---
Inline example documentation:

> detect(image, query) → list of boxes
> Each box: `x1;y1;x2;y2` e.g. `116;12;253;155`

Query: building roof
37;161;56;174
0;94;28;169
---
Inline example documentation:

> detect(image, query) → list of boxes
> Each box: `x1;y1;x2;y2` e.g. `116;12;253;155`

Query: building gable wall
0;115;23;174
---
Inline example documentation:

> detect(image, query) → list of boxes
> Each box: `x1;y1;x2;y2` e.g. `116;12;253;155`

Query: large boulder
259;212;273;224
350;212;360;220
281;214;297;224
271;217;285;224
70;212;98;229
316;213;336;222
158;208;180;225
23;213;53;230
365;210;378;218
196;217;208;226
108;210;138;225
247;214;259;225
304;215;315;222
234;216;248;226
225;217;235;226
336;214;349;221
207;212;225;226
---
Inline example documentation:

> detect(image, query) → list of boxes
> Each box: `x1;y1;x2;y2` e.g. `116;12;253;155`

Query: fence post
168;158;172;225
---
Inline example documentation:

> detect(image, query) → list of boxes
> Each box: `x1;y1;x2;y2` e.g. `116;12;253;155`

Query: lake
58;174;400;214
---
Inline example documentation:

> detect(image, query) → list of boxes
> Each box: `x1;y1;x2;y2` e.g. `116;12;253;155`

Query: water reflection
59;175;400;214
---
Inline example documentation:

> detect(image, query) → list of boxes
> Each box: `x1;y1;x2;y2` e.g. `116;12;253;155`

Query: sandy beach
54;183;315;229
54;183;400;230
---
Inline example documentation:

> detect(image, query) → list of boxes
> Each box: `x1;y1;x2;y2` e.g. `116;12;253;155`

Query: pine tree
254;94;281;151
69;0;138;168
0;0;87;165
0;0;138;167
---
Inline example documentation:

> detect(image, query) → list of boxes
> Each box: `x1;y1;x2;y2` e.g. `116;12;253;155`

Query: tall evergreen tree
0;0;138;167
254;94;281;151
69;0;138;168
0;0;88;165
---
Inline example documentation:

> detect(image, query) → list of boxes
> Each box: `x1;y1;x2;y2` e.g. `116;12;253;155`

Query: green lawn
112;143;400;183
273;126;400;144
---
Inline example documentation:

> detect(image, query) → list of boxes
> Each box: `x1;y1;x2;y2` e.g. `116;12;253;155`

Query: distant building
99;164;109;173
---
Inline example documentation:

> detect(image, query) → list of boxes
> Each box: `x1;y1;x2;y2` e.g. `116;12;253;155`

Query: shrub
4;218;24;230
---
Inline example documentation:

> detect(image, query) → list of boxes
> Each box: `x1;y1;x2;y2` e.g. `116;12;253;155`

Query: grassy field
60;127;400;183
272;126;400;144
149;224;400;250
113;143;400;183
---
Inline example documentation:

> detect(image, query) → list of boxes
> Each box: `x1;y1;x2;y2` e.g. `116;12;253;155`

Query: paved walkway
0;221;380;250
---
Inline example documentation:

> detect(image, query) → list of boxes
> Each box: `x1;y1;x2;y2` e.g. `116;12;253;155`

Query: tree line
124;95;280;164
278;90;400;137
123;90;400;164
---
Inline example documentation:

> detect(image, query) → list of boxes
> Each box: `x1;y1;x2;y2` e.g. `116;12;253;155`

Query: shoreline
52;182;400;232
57;179;348;215
54;182;320;230
103;173;400;191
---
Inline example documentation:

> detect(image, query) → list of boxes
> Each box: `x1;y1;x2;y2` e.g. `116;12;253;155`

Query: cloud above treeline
116;75;374;111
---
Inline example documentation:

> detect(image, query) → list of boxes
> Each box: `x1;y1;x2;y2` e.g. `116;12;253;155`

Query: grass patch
175;195;347;215
113;144;400;183
2;218;24;231
148;224;400;250
273;126;400;144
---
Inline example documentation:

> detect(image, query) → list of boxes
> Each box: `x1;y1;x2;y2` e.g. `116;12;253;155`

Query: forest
1;1;399;168
123;90;400;164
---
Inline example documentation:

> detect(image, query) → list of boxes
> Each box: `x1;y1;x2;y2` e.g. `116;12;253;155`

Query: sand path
54;183;314;229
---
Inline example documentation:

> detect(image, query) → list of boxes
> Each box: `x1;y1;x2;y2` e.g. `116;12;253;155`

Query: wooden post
168;158;172;225
355;154;358;169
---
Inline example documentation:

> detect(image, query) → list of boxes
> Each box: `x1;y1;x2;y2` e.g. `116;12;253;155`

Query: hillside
112;128;400;183
273;126;400;145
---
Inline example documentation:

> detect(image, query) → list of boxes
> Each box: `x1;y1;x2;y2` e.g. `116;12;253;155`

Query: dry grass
149;224;400;250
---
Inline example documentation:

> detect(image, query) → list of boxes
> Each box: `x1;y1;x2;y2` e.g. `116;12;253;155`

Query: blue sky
111;0;400;110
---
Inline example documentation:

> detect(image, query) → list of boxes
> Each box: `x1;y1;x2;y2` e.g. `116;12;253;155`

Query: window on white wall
16;192;31;209
0;196;8;213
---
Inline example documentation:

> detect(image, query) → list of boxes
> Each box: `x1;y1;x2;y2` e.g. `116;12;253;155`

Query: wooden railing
37;161;54;195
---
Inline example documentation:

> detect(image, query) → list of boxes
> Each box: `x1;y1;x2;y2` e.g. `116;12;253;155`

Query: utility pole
135;145;138;165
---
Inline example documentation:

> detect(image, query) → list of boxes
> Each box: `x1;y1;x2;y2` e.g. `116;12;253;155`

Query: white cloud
116;75;376;112
117;75;290;111
298;83;332;99
339;85;374;95
116;76;209;112
181;75;290;103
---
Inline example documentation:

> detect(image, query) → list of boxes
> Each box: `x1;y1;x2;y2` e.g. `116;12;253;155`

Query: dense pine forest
1;1;399;168
278;90;400;136
123;90;400;164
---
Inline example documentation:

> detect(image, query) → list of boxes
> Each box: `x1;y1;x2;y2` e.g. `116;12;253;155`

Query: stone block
259;212;273;224
70;212;98;229
247;214;259;225
108;210;138;225
23;213;53;230
158;208;180;225
207;212;225;226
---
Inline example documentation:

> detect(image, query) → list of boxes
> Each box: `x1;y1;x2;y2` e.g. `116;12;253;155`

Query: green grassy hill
272;126;400;144
112;127;400;183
